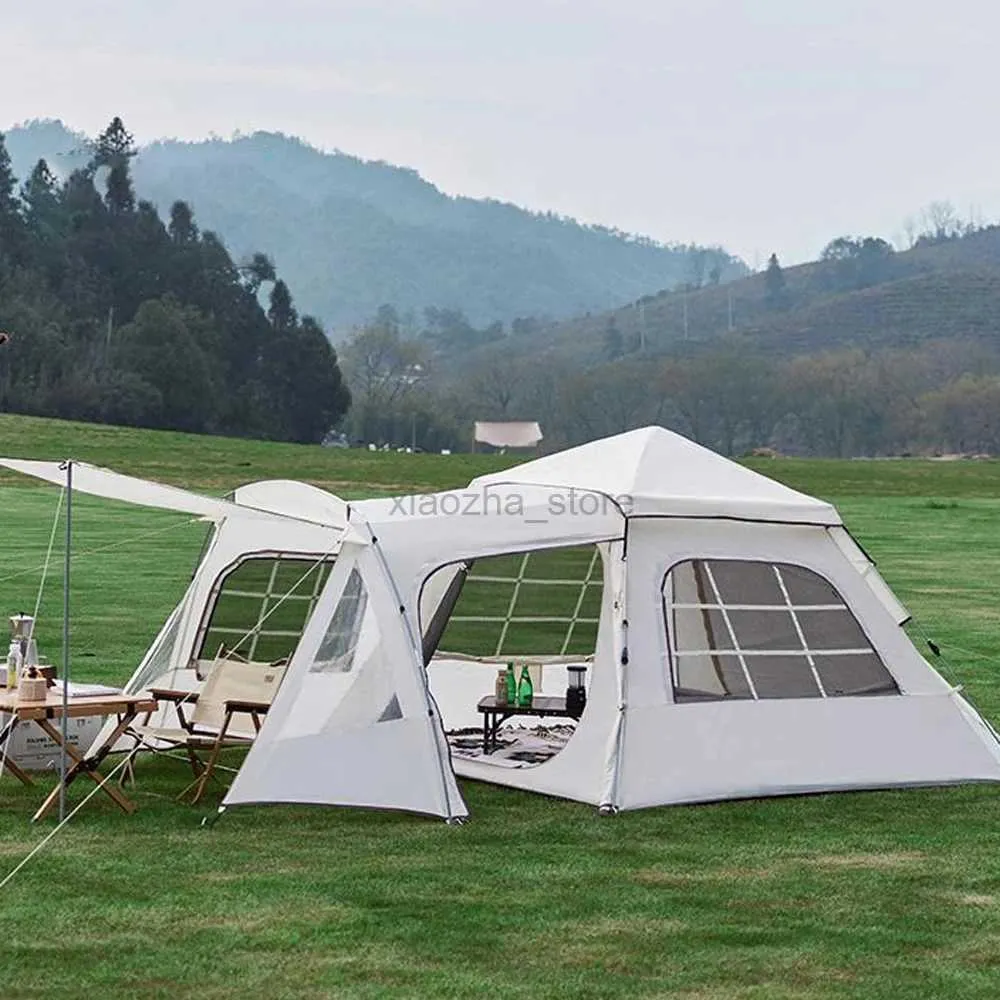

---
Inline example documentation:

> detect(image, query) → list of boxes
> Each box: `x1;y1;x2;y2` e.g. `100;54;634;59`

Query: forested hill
5;119;745;332
500;222;1000;366
0;120;350;443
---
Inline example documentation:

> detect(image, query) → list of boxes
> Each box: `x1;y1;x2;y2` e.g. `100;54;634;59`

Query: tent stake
201;806;226;829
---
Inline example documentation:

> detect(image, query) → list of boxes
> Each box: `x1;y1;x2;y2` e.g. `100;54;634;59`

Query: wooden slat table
476;695;575;754
0;691;157;821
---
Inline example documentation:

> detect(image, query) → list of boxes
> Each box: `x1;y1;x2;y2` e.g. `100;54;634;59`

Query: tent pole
60;460;72;823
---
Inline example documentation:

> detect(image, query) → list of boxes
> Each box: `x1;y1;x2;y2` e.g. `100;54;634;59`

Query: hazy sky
4;0;998;264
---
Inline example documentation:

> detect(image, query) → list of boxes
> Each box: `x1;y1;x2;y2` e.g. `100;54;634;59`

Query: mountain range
4;119;745;333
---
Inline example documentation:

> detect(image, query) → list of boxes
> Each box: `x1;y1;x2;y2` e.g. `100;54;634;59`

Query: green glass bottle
505;662;517;705
517;664;533;707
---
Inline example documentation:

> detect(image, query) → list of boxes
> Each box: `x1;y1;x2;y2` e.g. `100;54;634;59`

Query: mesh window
199;555;333;664
814;654;899;697
664;559;899;703
436;545;602;658
310;568;368;673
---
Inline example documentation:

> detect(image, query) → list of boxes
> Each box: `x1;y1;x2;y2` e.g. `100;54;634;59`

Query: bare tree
465;351;524;418
341;318;429;443
922;201;962;241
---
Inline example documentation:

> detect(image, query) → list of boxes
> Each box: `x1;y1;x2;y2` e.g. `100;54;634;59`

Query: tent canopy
473;425;839;524
0;460;349;529
474;421;543;449
0;459;261;522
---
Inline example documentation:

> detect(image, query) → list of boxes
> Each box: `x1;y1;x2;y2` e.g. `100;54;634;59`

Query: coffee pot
10;614;33;641
566;664;587;718
9;613;38;667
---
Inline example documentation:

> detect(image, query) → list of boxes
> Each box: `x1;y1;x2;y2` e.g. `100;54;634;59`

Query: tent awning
474;421;543;449
0;459;276;522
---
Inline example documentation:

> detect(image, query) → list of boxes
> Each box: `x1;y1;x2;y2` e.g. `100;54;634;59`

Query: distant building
473;421;543;453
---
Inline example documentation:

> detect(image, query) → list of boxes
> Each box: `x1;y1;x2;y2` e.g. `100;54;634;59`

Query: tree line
0;119;349;443
5;116;997;459
339;307;1000;457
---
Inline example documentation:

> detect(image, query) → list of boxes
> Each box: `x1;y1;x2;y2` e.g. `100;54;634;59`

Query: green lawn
2;418;1000;998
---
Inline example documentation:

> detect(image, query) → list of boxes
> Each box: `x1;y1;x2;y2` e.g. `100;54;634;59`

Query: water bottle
6;641;22;690
517;664;533;707
505;662;517;705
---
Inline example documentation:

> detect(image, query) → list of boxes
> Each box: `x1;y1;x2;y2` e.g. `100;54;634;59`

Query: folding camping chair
127;652;288;803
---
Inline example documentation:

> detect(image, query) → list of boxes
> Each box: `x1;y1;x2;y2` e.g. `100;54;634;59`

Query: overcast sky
3;0;998;264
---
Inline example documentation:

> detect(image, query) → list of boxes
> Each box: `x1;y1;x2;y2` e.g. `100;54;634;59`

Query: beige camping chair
128;651;288;803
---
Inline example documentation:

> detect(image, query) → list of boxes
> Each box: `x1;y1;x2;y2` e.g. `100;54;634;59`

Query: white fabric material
100;488;344;752
621;518;946;705
616;694;1000;809
431;516;1000;808
472;426;839;524
829;526;910;624
337;452;1000;811
474;421;543;449
127;516;341;691
0;459;250;521
225;539;468;820
353;485;624;626
419;561;466;653
0;462;351;530
232;480;348;528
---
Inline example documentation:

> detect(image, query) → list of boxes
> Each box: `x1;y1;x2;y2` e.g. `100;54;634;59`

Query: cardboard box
1;713;102;771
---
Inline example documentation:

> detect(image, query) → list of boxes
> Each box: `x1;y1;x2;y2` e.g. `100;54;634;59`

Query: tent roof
474;421;543;449
472;426;840;524
232;480;348;528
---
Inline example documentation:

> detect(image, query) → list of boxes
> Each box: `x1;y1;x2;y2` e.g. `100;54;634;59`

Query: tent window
310;568;368;673
664;559;899;702
199;555;333;664
436;545;602;658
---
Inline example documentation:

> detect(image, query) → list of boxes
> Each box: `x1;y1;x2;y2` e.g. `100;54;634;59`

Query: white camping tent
226;426;1000;817
8;439;1000;820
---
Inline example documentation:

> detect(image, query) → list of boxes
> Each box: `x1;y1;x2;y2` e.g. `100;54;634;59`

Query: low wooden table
476;695;575;754
0;691;157;821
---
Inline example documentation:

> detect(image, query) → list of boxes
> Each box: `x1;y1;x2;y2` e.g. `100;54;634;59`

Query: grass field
2;416;1000;999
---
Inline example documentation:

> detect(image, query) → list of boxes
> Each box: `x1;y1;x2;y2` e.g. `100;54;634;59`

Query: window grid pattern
701;561;758;700
665;559;898;702
199;555;333;663
446;547;602;657
773;563;827;697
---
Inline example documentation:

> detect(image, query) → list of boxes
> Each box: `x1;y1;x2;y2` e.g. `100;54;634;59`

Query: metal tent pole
60;460;72;823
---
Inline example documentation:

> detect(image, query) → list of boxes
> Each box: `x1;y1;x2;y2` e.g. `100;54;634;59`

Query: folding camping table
476;695;575;753
0;691;157;821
